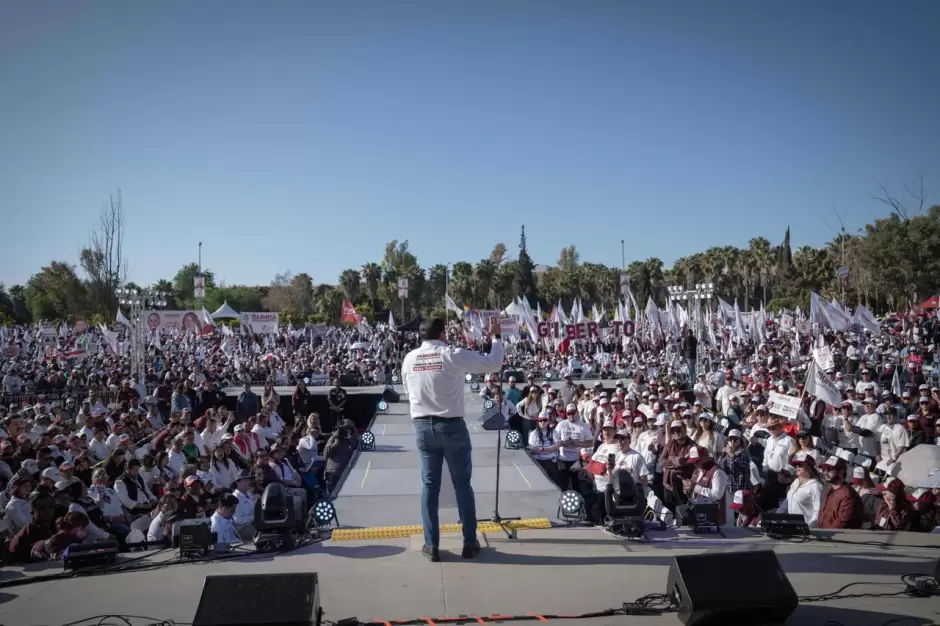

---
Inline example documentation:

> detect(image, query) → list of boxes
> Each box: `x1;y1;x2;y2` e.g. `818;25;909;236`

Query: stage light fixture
545;372;553;380
505;429;523;450
377;400;388;413
360;430;375;451
313;500;337;528
391;374;400;383
465;374;473;383
470;382;480;391
557;490;586;523
483;399;494;411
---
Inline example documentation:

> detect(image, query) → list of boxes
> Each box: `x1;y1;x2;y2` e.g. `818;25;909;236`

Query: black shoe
422;545;440;562
461;541;481;559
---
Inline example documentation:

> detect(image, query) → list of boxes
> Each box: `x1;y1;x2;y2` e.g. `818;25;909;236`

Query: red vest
694;462;726;524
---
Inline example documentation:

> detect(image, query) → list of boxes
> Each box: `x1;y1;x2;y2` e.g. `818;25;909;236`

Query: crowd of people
480;309;940;534
0;322;407;564
0;300;938;566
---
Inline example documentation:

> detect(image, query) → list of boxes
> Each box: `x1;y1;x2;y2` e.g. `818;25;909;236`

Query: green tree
174;263;216;306
25;262;87;321
514;225;537;306
339;269;362;302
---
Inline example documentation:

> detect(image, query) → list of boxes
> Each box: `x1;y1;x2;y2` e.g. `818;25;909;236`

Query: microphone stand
477;406;521;540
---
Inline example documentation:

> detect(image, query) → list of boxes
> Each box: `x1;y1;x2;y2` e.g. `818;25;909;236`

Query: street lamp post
116;287;168;377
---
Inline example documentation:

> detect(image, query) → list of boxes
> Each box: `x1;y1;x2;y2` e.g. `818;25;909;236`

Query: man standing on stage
327;375;347;430
401;317;504;563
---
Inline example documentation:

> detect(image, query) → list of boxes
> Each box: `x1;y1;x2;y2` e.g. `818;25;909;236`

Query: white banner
813;344;834;370
767;391;801;422
805;361;842;407
498;314;520;337
240;312;280;334
143;310;207;334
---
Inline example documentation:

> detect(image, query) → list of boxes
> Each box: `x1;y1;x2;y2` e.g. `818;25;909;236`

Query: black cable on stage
319;573;939;626
0;534;323;591
58;574;939;626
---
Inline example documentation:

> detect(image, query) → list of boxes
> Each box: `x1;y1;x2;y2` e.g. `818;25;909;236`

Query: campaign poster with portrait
143;310;206;334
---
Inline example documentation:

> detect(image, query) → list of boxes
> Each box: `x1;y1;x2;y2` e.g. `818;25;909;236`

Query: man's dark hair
218;494;239;508
420;318;446;342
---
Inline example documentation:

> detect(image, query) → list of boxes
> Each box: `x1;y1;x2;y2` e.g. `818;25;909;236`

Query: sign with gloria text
240;312;280;334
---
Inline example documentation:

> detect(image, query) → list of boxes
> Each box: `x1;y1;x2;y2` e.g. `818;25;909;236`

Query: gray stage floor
3;527;939;626
334;384;562;528
222;384;387;396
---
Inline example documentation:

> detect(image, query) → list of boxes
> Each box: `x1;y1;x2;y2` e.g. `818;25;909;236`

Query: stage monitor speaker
383;386;400;403
481;411;503;431
666;550;797;626
193;573;322;626
339;374;360;387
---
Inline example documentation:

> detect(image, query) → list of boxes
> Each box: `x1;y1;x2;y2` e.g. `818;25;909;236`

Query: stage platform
221;384;388;396
332;384;563;530
2;527;938;626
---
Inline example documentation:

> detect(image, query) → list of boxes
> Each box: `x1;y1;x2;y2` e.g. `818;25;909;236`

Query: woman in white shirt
516;388;542;420
209;446;238;491
527;413;561;487
693;414;725;460
780;453;825;527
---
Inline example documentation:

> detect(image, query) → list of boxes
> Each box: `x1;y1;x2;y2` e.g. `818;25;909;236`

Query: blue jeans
414;417;477;548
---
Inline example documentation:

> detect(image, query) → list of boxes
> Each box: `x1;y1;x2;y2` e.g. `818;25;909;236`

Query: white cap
688;447;700;460
565;403;578;413
669;420;684;430
602;419;616;429
41;467;61;482
728;429;743;439
730;490;746;509
654;414;668;426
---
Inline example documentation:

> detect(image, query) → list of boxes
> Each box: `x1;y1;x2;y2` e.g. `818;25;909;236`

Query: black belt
413;416;464;421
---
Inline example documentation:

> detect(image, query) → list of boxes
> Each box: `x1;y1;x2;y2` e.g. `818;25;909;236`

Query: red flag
341;299;361;325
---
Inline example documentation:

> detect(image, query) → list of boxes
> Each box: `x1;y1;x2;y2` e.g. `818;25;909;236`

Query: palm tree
339;269;361;302
474;260;496;308
361;263;381;311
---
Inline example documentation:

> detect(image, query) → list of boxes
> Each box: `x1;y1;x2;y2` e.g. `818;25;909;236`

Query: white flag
804;361;841;407
445;294;463;318
116;310;132;327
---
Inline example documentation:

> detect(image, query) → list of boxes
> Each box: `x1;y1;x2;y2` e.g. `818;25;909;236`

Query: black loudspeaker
64;540;119;570
383;385;400;403
666;551;797;626
339;374;360;387
194;573;322;626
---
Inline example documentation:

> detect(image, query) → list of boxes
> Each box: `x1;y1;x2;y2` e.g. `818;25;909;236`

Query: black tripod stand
477;410;521;539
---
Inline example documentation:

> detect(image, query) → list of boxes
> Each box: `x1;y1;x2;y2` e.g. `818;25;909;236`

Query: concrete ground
0;527;938;626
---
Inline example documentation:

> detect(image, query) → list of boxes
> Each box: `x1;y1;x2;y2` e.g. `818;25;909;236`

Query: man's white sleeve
450;340;504;374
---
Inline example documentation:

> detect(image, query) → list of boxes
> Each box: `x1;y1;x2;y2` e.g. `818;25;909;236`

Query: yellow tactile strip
330;517;552;541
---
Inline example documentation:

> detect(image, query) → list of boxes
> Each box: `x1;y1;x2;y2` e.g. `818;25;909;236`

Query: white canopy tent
211;301;240;319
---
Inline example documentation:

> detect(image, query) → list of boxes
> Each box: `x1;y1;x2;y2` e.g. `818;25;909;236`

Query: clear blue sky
1;1;938;288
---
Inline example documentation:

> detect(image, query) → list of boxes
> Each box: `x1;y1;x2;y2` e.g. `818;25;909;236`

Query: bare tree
80;190;128;320
873;173;927;220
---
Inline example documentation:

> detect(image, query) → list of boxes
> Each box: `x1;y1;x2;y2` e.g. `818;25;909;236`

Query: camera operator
327;374;347;429
589;428;650;523
323;420;356;494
